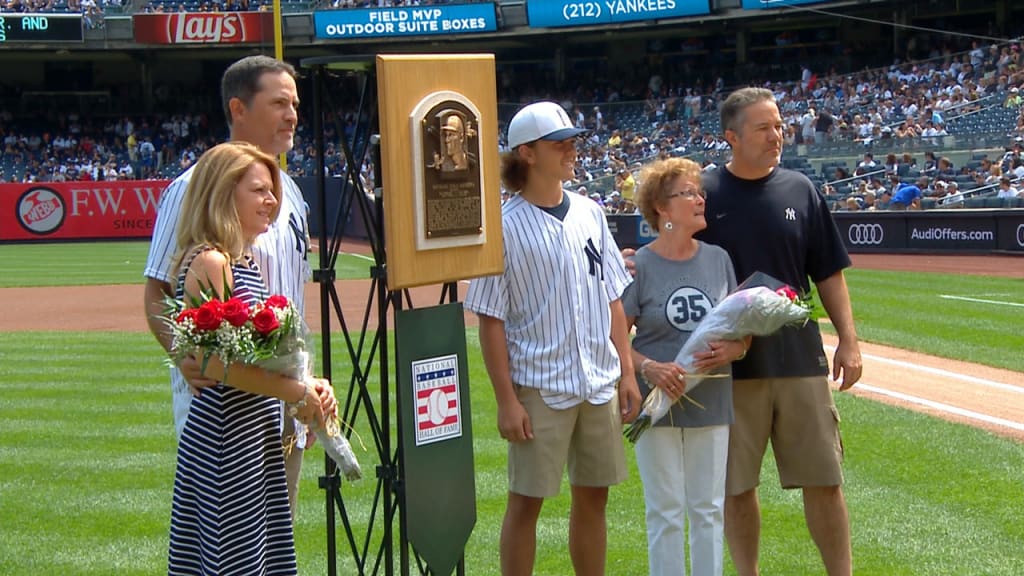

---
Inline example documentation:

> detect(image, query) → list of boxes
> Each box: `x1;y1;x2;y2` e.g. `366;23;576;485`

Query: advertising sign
998;217;1024;252
133;12;273;44
0;14;83;43
0;180;170;241
526;0;709;28
741;0;831;9
905;217;997;251
835;216;906;253
314;4;496;40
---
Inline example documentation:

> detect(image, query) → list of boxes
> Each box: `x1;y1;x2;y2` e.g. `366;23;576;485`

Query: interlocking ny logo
584;238;603;279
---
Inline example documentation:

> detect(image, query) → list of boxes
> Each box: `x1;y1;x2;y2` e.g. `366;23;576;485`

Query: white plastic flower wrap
255;331;363;482
625;273;816;443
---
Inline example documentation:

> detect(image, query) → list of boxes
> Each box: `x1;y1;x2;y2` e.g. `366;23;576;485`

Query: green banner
396;302;476;575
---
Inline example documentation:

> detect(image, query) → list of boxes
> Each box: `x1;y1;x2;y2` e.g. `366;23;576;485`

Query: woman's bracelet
286;380;315;416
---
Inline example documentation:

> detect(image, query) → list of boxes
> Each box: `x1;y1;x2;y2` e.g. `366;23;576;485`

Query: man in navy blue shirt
698;88;862;576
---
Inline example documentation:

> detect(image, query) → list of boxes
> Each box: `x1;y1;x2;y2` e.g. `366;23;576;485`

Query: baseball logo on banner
412;354;462;446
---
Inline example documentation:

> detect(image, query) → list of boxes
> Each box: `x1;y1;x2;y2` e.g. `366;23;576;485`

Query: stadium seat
965;197;987;209
921;198;937;210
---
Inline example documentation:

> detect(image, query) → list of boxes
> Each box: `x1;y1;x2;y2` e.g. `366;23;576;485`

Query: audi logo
1017;223;1024;248
848;223;884;245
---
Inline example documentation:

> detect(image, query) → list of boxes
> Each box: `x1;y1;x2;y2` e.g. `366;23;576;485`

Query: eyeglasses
666;189;705;201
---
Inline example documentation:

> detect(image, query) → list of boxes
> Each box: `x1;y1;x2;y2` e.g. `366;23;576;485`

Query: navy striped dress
168;247;297;576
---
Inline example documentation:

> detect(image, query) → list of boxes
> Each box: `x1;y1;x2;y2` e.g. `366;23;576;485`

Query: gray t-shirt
622;241;737;428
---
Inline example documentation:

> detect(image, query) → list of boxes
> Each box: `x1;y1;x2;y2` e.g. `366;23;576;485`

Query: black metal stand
301;55;465;576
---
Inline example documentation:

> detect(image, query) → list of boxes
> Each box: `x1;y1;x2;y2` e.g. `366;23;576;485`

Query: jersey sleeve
464;272;508;321
143;176;189;283
465;236;509;321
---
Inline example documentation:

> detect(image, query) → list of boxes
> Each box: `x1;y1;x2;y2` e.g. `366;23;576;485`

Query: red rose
265;294;290;310
252;307;280;336
176;308;199;324
775;286;799;302
194;300;225;331
222;298;251;327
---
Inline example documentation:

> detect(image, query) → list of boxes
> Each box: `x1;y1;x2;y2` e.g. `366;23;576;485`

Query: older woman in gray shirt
622;157;749;576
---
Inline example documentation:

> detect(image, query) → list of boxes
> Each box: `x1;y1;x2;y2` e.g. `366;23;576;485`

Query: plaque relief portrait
430;113;476;172
411;93;486;250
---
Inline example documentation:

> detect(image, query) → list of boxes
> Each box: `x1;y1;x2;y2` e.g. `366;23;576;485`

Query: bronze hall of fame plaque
416;98;483;242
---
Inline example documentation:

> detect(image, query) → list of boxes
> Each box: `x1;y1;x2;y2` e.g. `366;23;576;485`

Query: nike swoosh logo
716;213;727;220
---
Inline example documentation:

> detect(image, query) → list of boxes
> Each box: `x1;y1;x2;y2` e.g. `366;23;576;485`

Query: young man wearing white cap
465;101;641;576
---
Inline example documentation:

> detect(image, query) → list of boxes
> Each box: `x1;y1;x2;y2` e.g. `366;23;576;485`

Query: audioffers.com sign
0;180;170;241
907;218;997;250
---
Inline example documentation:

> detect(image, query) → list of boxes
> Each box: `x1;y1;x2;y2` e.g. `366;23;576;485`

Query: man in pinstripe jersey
465;102;641;576
143;56;312;517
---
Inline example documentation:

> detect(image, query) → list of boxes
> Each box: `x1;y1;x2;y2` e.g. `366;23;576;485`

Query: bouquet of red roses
624;274;818;443
162;291;362;481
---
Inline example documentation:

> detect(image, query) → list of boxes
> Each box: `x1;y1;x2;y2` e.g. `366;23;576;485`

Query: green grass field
1;243;1022;574
0;241;371;287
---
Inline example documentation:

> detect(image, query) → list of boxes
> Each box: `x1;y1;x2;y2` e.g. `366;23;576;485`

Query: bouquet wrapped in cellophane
162;289;362;481
624;273;816;443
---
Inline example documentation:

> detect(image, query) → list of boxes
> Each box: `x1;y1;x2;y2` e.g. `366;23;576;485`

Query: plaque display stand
301;54;500;576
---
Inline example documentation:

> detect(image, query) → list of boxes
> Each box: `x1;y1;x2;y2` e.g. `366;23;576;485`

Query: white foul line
856;383;1024;433
342;252;375;262
823;345;1024;395
938;294;1024;308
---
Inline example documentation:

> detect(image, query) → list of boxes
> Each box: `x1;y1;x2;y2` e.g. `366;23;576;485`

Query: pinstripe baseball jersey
144;164;311;438
465;191;632;409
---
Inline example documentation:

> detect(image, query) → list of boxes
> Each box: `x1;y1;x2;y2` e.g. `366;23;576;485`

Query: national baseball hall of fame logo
412;354;462;447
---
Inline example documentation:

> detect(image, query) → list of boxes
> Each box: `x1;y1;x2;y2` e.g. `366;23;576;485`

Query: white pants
634;424;730;576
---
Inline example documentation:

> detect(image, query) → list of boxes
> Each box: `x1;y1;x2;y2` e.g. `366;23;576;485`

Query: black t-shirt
698;166;851;379
814;112;834;133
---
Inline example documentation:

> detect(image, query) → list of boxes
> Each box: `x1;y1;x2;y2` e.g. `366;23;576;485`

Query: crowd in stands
506;37;1024;212
0;111;219;183
5;37;1024;213
139;0;263;13
0;0;121;28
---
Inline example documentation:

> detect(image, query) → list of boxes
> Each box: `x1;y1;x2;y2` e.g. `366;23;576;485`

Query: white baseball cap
507;101;588;149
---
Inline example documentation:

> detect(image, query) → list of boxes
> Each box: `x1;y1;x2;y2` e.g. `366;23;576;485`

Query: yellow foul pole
273;0;287;170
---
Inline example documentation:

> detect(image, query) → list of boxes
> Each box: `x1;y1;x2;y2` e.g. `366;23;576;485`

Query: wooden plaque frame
377;54;503;290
